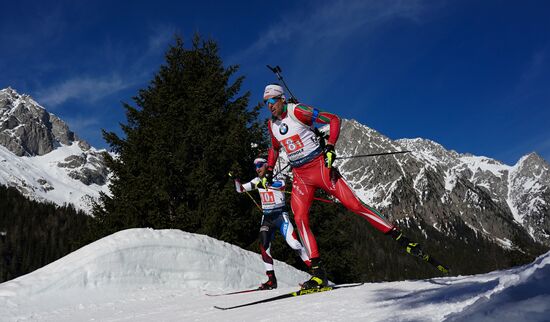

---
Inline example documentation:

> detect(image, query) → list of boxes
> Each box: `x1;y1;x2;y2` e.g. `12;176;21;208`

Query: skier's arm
293;104;341;146
269;179;286;191
267;121;280;170
235;177;261;192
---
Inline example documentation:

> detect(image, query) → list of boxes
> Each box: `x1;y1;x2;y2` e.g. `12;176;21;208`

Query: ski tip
331;282;365;289
214;306;229;310
438;265;450;274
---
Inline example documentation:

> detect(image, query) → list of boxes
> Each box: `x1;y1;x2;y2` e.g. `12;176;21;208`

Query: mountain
0;87;109;212
1;86;548;252
0;228;548;321
334;119;550;249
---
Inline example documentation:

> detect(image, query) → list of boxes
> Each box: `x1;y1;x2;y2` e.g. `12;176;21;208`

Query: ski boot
388;227;426;258
388;227;450;274
259;270;277;290
301;258;328;290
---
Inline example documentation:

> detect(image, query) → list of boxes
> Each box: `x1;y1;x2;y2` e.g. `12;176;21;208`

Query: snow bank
0;229;309;298
445;251;550;321
0;229;548;322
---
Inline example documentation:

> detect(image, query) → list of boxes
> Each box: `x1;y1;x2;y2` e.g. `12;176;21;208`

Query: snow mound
1;229;548;321
0;229;309;298
445;251;550;321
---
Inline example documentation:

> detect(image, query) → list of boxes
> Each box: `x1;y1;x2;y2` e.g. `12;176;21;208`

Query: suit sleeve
293;104;341;146
240;177;260;191
267;120;280;169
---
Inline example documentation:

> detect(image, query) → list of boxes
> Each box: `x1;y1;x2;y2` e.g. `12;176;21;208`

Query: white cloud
35;25;177;108
147;25;176;54
230;0;429;63
37;75;132;107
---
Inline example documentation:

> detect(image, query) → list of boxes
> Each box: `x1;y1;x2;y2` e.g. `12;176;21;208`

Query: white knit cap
253;157;267;166
263;84;286;100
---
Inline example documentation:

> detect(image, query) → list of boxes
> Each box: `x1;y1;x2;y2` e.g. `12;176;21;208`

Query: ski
206;287;268;297
213;283;364;310
424;254;450;274
408;245;450;274
400;238;450;274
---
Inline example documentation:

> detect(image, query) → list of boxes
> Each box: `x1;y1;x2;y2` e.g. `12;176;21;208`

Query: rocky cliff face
333;120;550;248
0;88;110;212
0;87;76;156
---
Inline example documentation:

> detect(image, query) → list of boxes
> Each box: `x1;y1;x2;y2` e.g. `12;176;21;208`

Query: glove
257;167;273;189
234;179;244;193
324;144;336;168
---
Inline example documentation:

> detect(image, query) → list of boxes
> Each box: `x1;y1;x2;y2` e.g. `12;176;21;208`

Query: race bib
281;134;304;153
260;191;275;205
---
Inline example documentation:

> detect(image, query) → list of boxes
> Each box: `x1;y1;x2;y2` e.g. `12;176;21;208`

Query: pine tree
92;35;266;248
0;185;92;282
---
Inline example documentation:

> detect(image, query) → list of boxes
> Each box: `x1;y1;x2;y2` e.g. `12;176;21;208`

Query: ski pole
228;172;262;212
283;191;334;204
336;150;411;160
273;163;291;179
274;150;411;176
267;65;299;103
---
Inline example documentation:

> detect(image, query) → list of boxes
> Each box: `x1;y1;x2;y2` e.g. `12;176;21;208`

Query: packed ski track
0;229;548;321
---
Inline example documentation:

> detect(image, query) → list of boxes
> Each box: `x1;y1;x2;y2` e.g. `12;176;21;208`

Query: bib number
260;191;275;205
281;134;304;153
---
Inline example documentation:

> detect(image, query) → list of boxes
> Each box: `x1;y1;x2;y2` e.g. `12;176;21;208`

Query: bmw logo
279;123;288;135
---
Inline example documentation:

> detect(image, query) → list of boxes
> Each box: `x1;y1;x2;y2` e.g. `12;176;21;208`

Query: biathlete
259;84;427;289
235;157;311;289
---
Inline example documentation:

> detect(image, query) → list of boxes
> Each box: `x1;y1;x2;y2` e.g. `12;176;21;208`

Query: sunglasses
255;162;266;169
264;96;281;106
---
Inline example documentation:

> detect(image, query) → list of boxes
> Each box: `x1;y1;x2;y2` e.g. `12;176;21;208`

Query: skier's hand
234;179;244;193
324;144;336;168
257;167;273;189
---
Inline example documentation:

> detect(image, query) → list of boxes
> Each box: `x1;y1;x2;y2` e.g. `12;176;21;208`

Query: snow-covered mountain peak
0;87;44;113
335;119;550;247
515;152;550;177
0;87;110;212
1;87;77;157
397;137;461;166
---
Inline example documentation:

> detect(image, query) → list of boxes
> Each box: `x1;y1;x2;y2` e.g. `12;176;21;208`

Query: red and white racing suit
267;103;395;259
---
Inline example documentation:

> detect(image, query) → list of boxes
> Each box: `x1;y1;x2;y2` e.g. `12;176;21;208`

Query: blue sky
1;0;549;165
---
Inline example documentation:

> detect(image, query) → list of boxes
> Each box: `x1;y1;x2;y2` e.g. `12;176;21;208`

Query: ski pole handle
228;172;262;212
266;65;299;103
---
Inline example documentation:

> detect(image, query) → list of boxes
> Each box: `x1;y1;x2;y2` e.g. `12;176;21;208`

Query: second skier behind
235;157;311;290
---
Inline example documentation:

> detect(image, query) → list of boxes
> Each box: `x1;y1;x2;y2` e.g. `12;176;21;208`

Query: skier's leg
258;219;277;289
316;163;433;263
279;212;311;267
290;171;317;259
292;169;328;289
259;220;275;272
320;166;394;233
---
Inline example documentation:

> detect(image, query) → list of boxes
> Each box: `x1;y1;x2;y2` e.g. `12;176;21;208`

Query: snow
1;228;549;322
413;166;428;205
494;237;514;250
459;156;510;179
0;142;108;213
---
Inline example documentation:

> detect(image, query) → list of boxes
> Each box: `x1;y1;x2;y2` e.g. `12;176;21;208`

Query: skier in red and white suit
261;84;408;289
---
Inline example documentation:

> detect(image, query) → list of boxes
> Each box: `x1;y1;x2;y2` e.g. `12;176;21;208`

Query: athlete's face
265;96;284;119
256;163;267;177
